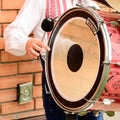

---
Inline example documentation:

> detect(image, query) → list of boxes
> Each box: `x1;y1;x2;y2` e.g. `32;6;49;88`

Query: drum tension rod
41;54;46;61
83;98;97;103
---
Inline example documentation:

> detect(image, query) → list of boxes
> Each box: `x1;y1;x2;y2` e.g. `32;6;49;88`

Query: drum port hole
67;44;83;72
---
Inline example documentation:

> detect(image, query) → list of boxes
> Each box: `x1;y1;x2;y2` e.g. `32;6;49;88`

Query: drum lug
103;60;120;67
105;111;115;117
78;111;88;116
102;60;110;65
103;98;115;105
111;62;120;67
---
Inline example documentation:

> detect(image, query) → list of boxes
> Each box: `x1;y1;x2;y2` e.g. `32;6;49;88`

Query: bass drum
45;7;111;113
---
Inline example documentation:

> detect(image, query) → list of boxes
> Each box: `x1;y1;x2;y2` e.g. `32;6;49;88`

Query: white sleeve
4;0;45;56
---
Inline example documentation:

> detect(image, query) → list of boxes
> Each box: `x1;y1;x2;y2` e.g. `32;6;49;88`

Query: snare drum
45;7;120;113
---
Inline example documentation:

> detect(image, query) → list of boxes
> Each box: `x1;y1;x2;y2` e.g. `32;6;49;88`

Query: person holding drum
4;0;103;120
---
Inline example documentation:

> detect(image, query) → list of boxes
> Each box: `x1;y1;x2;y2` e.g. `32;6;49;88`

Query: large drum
45;7;120;113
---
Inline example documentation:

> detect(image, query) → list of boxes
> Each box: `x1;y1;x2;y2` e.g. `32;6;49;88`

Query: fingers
28;47;40;58
26;38;50;58
39;42;50;51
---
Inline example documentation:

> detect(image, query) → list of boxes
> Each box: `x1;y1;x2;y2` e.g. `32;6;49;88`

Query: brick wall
0;0;45;119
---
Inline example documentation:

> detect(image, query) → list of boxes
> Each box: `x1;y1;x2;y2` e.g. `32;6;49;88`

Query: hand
25;38;50;58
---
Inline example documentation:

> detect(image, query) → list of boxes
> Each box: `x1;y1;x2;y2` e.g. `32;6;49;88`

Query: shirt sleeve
4;0;45;56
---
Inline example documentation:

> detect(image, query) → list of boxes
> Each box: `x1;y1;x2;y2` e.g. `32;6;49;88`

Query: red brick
2;23;8;29
18;61;43;74
0;11;17;23
0;74;33;89
0;63;17;76
1;51;33;62
0;37;5;50
34;73;42;85
0;109;45;119
0;101;34;115
33;86;42;98
0;89;17;102
0;24;2;36
2;23;8;36
19;110;45;119
0;0;1;10
35;98;43;109
2;0;25;10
